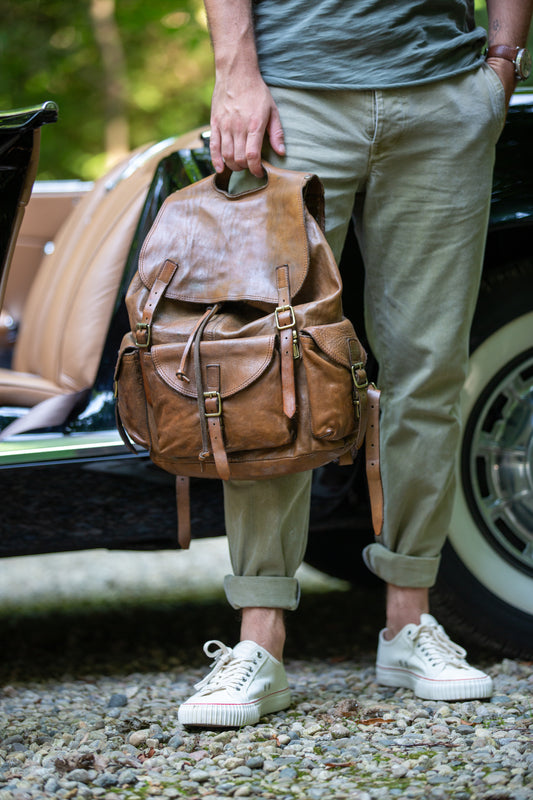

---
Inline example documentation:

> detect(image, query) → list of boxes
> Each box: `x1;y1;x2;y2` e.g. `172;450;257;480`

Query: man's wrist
486;44;532;80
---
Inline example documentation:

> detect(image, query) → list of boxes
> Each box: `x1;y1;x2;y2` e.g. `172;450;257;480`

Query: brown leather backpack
115;162;382;544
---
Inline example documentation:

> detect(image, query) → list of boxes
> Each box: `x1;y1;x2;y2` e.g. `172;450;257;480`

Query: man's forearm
485;0;533;104
203;0;260;78
202;0;284;175
486;0;533;46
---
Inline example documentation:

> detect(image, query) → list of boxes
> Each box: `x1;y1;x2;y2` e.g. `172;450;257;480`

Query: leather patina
115;162;383;546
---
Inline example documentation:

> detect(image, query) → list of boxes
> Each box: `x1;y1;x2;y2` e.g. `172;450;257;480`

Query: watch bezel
515;48;532;81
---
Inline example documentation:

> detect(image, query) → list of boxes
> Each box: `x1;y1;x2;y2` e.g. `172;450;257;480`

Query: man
178;0;533;727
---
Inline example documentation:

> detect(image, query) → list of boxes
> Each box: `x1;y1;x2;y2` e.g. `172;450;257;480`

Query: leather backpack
114;163;382;545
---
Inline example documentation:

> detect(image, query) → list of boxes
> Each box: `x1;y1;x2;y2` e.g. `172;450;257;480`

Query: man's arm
485;0;533;107
203;0;285;176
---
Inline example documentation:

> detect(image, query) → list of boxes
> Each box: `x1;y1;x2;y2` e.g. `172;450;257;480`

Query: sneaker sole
178;687;291;727
376;665;493;701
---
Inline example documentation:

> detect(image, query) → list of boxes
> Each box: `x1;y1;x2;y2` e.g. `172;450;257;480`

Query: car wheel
432;257;533;658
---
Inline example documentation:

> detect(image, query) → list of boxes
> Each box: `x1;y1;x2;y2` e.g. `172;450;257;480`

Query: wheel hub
465;350;533;574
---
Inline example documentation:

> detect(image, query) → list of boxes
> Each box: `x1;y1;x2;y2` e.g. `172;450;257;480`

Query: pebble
0;654;518;799
0;623;531;797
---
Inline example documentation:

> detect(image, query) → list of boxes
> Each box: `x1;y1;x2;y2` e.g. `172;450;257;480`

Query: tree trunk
90;0;129;168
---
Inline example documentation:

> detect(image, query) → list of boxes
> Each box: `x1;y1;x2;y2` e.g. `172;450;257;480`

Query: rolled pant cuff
224;575;301;611
362;543;440;588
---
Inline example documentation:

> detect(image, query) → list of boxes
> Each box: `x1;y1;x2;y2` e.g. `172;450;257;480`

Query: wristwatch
486;45;532;81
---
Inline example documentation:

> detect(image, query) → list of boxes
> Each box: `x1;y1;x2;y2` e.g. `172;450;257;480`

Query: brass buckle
275;304;296;330
351;362;369;390
204;391;222;418
135;322;151;348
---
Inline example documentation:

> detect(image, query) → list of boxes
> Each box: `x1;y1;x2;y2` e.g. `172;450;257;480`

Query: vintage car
1;97;532;659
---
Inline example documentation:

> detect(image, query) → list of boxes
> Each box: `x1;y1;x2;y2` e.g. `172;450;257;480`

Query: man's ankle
384;584;429;640
240;607;286;661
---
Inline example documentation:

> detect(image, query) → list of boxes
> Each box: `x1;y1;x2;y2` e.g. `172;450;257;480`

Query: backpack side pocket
114;337;151;450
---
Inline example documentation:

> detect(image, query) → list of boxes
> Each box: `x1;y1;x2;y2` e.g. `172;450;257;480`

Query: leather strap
114;397;138;454
365;384;383;537
486;44;520;63
135;259;178;347
177;303;221;382
348;338;369;451
176;475;191;549
276;265;297;419
205;364;230;481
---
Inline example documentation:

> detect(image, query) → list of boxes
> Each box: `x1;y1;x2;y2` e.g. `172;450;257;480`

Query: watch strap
486;44;531;81
486;44;520;63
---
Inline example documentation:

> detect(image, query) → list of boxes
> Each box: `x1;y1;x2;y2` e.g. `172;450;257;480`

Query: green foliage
1;2;531;180
0;0;213;179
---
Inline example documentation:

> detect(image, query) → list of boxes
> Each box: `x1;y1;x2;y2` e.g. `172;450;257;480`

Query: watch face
517;48;532;80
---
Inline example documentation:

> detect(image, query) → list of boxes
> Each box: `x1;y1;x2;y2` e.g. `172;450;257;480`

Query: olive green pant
223;64;506;610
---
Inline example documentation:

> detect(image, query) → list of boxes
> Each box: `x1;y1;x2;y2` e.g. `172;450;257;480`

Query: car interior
0;103;209;436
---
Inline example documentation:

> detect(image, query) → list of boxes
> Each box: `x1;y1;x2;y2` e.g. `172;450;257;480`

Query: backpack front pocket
142;335;294;458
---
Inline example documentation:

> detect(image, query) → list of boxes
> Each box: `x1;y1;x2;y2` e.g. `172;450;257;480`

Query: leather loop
214;164;268;196
365;384;383;537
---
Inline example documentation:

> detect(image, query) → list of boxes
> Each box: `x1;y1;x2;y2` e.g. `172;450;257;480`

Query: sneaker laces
414;622;468;669
193;640;259;695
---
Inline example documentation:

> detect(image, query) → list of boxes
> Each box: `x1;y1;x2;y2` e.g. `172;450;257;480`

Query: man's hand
485;55;517;110
209;71;285;177
203;0;285;177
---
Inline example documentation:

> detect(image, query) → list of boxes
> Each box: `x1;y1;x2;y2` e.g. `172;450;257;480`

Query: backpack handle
213;161;325;230
213;163;269;196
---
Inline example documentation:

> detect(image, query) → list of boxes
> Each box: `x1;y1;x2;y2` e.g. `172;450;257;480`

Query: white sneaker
376;614;493;701
178;640;291;727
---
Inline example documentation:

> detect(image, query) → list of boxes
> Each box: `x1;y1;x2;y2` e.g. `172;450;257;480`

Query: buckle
204;391;222;418
135;322;151;348
275;304;296;330
351;363;369;390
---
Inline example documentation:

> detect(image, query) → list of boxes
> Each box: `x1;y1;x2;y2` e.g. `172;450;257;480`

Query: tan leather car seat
0;130;205;410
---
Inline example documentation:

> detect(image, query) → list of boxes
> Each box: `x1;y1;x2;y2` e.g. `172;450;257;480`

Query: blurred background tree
0;1;531;180
0;0;213;179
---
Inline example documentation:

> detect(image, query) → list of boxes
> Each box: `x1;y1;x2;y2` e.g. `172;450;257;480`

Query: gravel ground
0;540;531;800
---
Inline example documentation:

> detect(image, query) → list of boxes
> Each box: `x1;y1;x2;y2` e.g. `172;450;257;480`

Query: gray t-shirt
253;0;487;89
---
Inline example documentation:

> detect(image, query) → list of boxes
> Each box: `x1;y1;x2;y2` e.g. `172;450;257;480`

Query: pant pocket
480;62;507;135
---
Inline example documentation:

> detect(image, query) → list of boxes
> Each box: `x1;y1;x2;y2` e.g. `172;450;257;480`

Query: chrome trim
510;90;533;105
31;180;94;194
0;430;137;468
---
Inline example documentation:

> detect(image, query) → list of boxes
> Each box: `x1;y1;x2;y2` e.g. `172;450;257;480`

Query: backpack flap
137;163;318;306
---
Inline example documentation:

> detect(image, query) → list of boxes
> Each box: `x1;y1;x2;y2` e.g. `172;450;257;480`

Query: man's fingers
245;129;266;177
267;106;286;157
228;129;251;171
209;126;225;173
